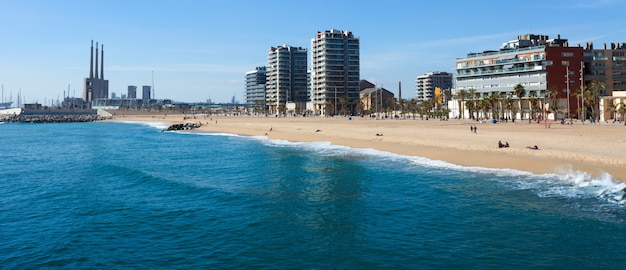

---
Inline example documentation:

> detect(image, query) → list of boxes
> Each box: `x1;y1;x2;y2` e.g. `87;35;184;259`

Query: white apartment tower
416;72;453;101
267;45;308;115
310;29;360;115
245;66;267;111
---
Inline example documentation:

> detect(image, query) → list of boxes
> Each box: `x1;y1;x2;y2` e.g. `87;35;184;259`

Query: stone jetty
0;109;112;123
164;122;202;131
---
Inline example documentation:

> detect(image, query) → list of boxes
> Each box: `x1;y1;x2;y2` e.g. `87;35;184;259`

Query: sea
2;121;626;269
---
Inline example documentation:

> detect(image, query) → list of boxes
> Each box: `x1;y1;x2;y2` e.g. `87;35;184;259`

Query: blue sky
1;0;625;104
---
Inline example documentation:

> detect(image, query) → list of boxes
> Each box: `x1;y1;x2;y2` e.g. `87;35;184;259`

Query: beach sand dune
107;113;626;181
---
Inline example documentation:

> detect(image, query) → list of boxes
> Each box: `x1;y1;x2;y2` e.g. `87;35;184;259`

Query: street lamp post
543;90;548;128
566;66;570;123
580;61;585;124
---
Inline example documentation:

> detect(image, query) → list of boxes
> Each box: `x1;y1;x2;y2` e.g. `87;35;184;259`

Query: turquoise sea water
2;121;626;269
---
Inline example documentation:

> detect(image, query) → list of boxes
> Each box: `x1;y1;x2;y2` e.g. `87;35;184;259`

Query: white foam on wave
119;121;169;130
187;131;626;206
193;132;244;137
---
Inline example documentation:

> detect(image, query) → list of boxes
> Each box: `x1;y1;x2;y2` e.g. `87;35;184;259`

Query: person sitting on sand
504;141;509;148
498;140;504;148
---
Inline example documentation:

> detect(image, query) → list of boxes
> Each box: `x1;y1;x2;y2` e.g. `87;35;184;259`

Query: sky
1;0;626;104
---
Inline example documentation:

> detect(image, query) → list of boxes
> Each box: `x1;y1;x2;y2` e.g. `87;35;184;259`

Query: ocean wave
187;130;626;207
119;121;169;130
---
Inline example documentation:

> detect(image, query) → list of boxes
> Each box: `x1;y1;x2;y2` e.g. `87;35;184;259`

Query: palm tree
547;86;559;120
605;101;618;121
504;96;514;120
457;89;468;119
339;95;349;116
487;92;499;119
514;83;526;120
479;99;491;120
588;80;605;122
407;98;418;120
617;103;626;125
528;91;539;120
467;89;478;119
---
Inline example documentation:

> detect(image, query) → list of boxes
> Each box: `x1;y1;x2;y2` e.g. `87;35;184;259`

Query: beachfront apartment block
454;34;583;120
310;29;360;115
267;45;308;115
415;72;453;102
583;42;626;96
245;66;267;112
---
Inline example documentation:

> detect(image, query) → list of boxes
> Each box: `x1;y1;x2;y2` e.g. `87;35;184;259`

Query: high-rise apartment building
142;85;151;104
583;42;626;96
245;66;267;112
455;34;583;119
266;45;308;115
416;72;453;101
83;40;109;104
127;85;137;99
310;29;360;115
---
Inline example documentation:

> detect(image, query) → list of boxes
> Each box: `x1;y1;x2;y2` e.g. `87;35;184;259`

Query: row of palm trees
452;80;620;122
252;79;626;123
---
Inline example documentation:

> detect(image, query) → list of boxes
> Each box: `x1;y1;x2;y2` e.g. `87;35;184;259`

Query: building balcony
456;56;545;69
456;66;544;78
587;75;608;80
456;45;545;60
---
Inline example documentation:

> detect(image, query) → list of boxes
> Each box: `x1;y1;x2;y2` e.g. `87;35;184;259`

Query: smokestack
100;44;104;79
398;81;402;102
95;42;99;79
90;40;94;79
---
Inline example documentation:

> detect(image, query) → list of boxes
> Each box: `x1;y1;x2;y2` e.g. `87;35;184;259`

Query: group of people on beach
470;125;477;133
498;140;539;150
498;140;509;148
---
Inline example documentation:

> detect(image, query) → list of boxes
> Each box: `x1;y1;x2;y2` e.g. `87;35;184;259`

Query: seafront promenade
107;113;626;182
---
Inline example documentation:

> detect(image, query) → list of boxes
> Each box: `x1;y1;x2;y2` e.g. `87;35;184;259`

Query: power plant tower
83;40;109;104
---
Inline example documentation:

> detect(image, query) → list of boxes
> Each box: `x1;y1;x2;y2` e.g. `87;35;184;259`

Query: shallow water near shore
2;122;626;269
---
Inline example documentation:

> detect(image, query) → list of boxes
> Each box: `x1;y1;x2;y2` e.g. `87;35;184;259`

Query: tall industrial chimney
100;44;104;79
89;40;94;79
95;42;99;80
398;81;402;102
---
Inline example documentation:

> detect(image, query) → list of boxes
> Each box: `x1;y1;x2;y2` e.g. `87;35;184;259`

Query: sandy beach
107;112;626;182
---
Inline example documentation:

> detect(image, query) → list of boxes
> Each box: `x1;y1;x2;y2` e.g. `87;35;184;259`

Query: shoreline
105;113;626;182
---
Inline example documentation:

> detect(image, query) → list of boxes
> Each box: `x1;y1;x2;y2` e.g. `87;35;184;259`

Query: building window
561;52;574;57
562;61;570;66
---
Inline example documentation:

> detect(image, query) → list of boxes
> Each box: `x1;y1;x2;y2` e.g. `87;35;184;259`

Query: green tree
617;102;626;125
504;96;514;120
547;86;559;118
528;91;539;120
457;89;468;119
587;80;605;122
514;83;526;120
605;101;617;121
